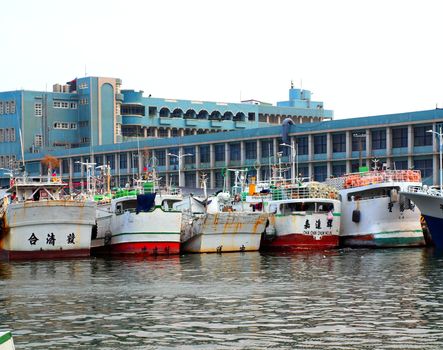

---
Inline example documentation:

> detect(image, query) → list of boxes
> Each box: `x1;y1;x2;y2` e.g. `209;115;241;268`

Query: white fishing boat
328;168;425;248
0;173;96;260
92;179;183;256
176;171;268;253
0;331;15;350
255;179;341;250
178;192;268;253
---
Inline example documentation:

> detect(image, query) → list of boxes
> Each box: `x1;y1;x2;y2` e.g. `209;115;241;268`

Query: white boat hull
92;200;182;255
1;200;96;260
181;212;268;253
340;184;424;247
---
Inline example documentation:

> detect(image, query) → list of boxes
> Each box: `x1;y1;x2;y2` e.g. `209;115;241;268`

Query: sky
1;0;443;119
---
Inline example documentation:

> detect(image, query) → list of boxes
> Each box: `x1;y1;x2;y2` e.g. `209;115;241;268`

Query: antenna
84;64;87;77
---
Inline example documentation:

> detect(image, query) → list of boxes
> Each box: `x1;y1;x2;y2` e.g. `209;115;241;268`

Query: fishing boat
255;178;341;250
328;168;425;248
92;178;183;256
0;331;15;350
399;186;443;248
177;171;268;253
0;173;96;260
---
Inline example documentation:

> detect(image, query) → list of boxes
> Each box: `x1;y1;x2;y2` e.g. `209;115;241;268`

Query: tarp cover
136;193;156;214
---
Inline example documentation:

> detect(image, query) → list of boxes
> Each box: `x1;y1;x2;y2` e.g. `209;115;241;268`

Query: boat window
162;199;181;211
115;203;123;214
316;202;334;212
280;202;317;214
347;187;400;201
121;199;138;211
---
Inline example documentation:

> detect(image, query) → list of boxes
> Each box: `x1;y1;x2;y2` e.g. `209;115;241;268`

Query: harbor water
2;249;443;349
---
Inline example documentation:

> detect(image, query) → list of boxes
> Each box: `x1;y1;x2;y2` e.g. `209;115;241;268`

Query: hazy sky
1;0;442;119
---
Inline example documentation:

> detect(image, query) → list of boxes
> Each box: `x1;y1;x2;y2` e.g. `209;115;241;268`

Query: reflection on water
1;249;443;349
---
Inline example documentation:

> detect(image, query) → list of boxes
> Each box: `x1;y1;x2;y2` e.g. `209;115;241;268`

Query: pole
178;151;182;188
290;139;295;184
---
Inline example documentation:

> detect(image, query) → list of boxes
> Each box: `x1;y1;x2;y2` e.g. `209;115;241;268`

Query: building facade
0;76;332;169
18;109;443;189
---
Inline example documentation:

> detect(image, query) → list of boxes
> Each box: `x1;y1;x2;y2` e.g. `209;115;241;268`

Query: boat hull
0;200;96;260
92;206;182;256
340;185;425;248
262;206;341;251
400;191;443;248
181;212;267;253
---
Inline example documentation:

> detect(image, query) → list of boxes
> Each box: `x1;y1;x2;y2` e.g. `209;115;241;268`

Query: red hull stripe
262;233;339;251
93;242;180;256
0;248;90;260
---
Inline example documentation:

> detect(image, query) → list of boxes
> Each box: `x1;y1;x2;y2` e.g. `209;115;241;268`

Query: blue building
0;77;331;163
0;76;441;189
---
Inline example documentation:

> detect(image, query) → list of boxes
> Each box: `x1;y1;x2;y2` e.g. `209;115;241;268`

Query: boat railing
406;185;443;197
247;183;339;202
341;170;421;189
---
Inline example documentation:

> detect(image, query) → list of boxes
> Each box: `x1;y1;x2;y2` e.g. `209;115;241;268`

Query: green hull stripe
113;232;179;238
375;230;423;235
0;332;12;345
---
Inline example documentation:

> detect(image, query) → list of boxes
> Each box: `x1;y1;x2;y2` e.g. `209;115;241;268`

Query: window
121;104;145;116
414;159;433;179
10;101;15;114
148;106;157;117
215;144;225;161
332;164;346;177
332;133;346;153
372;129;386;150
245;141;257;159
53;122;70;129
314;134;327;154
79;98;89;105
0;102;3;115
0;129;3;142
393;160;408;170
35;102;42;117
261;140;274;158
5;128;9;142
53;101;61;108
10;128;15;142
392;128;408;148
70;123;77;129
215;171;224;188
185;172;196;188
414;125;432;146
81;137;90;143
119;153;128;169
314;165;327;182
5;102;9;114
79;121;89;127
352;132;366;151
297;136;308;155
184;147;195;164
200;145;210;163
61;101;69;109
155;150;165;166
115;123;121;135
78;82;88;89
229;143;241;161
35;134;43;147
169;148;179;166
70;102;77;109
